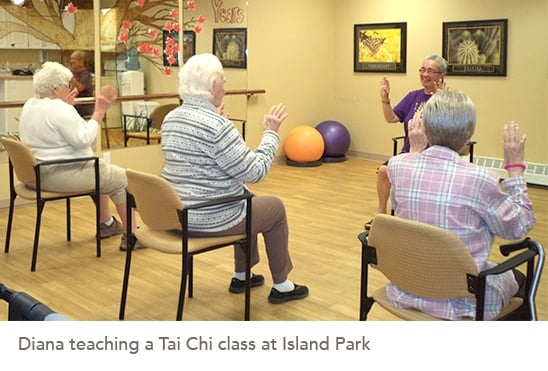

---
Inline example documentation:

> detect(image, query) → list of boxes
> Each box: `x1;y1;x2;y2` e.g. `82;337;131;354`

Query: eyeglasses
419;68;441;74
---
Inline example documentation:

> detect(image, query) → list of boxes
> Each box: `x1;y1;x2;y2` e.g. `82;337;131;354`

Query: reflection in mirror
100;0;248;150
190;0;249;130
100;0;183;149
0;1;90;162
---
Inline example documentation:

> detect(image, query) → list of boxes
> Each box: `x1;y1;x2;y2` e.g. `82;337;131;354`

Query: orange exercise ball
284;125;325;163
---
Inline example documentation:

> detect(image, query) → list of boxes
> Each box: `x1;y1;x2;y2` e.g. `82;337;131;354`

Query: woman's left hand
408;110;428;153
433;78;449;93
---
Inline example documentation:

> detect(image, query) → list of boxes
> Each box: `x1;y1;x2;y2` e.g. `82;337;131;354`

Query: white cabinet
0;78;34;133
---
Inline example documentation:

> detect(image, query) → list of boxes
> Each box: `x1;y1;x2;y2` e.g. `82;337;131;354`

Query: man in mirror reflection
69;50;94;118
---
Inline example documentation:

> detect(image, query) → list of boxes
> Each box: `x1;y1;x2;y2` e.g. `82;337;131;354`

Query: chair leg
66;198;71;241
244;240;251;321
118;234;135;320
188;255;194;298
359;238;373;321
177;254;190;321
31;199;45;272
4;193;16;253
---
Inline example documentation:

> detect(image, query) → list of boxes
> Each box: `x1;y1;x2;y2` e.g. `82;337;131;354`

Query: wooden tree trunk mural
0;0;204;73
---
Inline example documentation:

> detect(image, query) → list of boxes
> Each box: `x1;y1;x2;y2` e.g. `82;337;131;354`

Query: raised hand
433;78;449;92
503;122;526;175
263;103;288;132
95;85;116;113
379;77;390;100
407;110;428;153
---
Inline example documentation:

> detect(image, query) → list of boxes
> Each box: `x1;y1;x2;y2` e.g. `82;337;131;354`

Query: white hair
178;53;224;101
33;61;73;97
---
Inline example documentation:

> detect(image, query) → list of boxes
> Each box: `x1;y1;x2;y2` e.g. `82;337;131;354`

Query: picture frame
213;28;247;69
162;30;196;67
353;22;407;73
442;19;508;76
181;30;196;64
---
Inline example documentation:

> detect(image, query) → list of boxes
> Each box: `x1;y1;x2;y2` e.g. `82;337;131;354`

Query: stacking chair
119;168;253;321
358;214;544;321
230;118;247;140
392;135;476;162
122;103;179;146
0;137;101;272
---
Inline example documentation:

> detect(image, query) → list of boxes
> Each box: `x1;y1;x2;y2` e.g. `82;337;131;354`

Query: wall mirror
100;0;249;150
0;0;249;153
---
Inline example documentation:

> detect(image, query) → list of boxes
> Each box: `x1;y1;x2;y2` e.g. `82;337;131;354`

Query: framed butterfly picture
354;22;407;73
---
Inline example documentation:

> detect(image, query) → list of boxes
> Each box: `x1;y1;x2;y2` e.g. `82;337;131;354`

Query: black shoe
229;273;265;293
268;284;309;304
364;219;373;230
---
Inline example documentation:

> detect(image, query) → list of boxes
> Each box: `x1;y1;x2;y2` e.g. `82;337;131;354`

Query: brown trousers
189;195;293;284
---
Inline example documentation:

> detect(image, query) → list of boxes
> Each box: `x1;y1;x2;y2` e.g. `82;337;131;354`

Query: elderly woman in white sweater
19;61;141;251
161;53;309;304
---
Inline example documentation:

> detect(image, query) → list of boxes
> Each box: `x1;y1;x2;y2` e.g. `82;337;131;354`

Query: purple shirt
387;146;536;320
72;69;94;117
393;89;432;153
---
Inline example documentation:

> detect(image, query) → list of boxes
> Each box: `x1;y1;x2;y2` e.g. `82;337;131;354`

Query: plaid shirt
387;146;536;320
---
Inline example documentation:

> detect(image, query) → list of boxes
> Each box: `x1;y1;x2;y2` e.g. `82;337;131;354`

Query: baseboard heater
474;156;548;187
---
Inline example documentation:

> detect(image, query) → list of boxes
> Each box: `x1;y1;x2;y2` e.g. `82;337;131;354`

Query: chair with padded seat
358;214;544;321
392;135;476;162
230;118;247;140
119;168;253;321
122;103;179;147
0;136;101;272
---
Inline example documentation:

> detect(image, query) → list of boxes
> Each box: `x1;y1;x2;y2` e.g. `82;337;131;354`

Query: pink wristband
503;163;526;172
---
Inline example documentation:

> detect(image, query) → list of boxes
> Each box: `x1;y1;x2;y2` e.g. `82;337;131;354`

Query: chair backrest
150;103;179;130
126;168;183;231
0;137;37;185
367;214;478;299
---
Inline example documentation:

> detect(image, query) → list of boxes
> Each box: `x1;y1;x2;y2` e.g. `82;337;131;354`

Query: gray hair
71;50;87;61
33;61;73;97
422;90;476;152
178;53;224;101
424;54;448;74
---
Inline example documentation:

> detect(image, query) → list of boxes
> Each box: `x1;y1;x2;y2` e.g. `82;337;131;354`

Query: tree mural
0;0;205;74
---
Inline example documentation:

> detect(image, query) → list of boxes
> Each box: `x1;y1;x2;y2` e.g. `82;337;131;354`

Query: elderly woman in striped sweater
161;53;309;304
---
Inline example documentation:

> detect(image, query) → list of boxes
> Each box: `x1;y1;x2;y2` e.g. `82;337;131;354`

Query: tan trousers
39;158;127;205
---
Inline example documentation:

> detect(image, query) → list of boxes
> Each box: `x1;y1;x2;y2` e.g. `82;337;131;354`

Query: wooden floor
0;155;546;321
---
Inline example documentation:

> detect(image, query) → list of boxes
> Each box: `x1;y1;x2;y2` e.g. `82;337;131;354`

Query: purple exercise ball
315;120;351;157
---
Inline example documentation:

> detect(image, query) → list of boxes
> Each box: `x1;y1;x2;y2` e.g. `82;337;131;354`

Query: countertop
0;73;33;80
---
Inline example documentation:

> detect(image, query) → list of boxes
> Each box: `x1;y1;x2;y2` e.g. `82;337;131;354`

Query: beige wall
331;0;547;163
244;0;548;163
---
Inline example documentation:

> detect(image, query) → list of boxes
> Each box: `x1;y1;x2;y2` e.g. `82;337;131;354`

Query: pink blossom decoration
121;20;132;30
167;55;177;65
147;28;158;39
118;32;129;43
165;21;175;32
67;2;78;14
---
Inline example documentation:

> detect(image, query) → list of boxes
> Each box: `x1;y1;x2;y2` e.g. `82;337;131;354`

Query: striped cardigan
161;96;279;231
